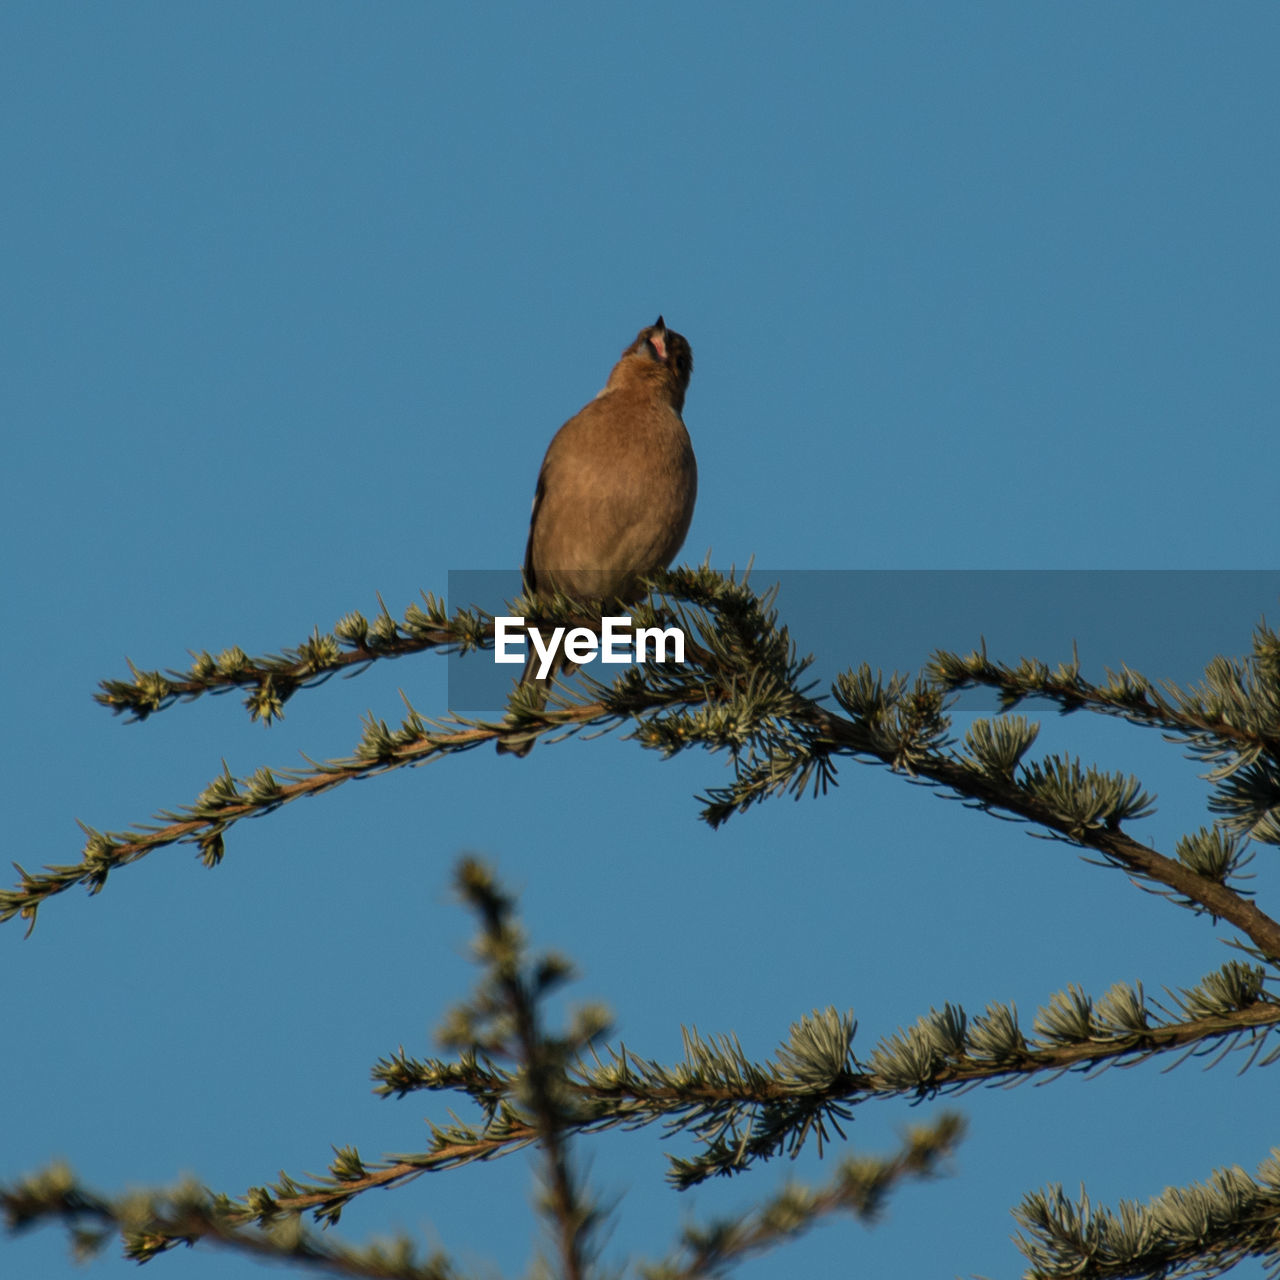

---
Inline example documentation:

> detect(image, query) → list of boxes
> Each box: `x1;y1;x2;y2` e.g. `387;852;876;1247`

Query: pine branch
890;746;1280;959
94;593;491;724
929;629;1280;755
1;859;607;1277
372;968;1280;1190
1014;1151;1280;1279
7;858;1279;1276
931;623;1280;847
15;569;1280;968
1;861;972;1280
0;1162;465;1279
92;585;690;727
447;857;605;1280
638;1113;965;1280
5;570;759;927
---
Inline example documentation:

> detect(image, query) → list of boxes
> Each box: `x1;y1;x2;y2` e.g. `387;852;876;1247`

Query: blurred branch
639;1113;965;1280
1;860;969;1280
445;857;605;1280
1;858;604;1277
1;1163;462;1279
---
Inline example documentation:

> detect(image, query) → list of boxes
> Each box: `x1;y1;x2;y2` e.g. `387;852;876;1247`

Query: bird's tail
496;646;576;757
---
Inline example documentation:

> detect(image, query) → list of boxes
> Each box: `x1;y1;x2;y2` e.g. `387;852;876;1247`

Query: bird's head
610;317;693;411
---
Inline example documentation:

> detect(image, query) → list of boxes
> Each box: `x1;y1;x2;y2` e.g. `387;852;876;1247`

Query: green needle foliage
5;568;1280;1277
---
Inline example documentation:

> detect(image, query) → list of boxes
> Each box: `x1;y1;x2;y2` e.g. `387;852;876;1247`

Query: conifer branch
14;569;1279;969
638;1113;965;1279
93;593;490;724
1;859;603;1276
2;862;972;1278
0;1162;463;1277
929;623;1280;757
445;857;604;1280
1014;1151;1280;1279
373;967;1280;1190
930;623;1280;849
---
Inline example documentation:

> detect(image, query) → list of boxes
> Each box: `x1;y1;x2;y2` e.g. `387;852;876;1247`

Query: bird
497;317;697;755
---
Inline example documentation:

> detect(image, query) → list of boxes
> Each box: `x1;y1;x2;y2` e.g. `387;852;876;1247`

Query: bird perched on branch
498;316;697;755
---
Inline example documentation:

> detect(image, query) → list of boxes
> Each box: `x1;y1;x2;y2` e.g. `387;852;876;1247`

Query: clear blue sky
4;5;1279;1278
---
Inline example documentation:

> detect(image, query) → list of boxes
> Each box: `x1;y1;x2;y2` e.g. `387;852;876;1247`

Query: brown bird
498;316;697;755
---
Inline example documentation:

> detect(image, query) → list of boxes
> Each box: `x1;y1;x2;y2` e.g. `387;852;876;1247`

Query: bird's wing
522;466;548;592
